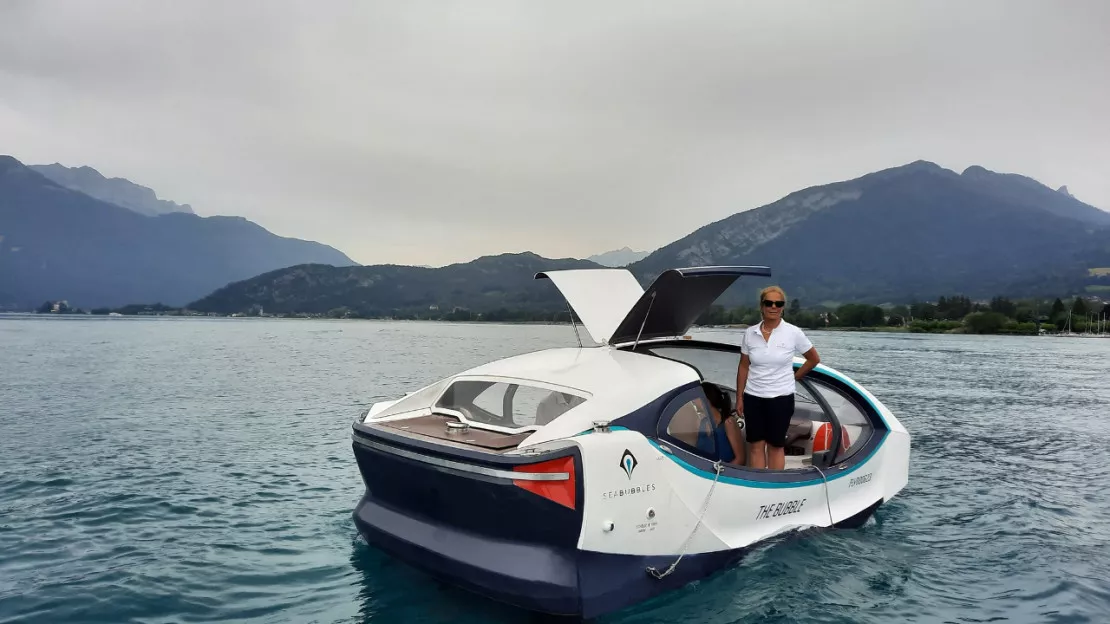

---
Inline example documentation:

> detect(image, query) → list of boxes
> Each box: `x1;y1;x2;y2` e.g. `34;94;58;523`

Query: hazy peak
586;246;650;267
28;162;195;217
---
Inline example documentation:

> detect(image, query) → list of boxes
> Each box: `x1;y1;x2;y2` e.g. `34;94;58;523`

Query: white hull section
573;374;909;557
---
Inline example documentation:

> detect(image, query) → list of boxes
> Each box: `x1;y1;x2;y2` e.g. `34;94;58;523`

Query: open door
534;269;645;344
537;266;771;346
607;266;771;345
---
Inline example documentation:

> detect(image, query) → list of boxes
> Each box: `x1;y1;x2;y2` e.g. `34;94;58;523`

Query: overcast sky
2;1;1107;266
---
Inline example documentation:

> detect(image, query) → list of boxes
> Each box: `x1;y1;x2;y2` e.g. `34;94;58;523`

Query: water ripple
1;319;1108;623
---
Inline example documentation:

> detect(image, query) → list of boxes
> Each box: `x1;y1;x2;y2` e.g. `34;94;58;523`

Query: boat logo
619;449;638;479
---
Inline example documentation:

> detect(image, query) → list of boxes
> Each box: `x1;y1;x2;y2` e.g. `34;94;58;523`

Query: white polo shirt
741;320;814;398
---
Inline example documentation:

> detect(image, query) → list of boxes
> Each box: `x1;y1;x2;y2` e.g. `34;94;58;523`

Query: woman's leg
767;444;785;471
748;441;766;468
765;393;795;471
742;392;767;468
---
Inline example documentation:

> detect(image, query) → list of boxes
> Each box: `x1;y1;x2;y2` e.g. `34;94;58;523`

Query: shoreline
4;312;1096;337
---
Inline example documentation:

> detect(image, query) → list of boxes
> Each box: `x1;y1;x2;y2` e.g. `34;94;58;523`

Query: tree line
33;294;1110;336
695;295;1110;335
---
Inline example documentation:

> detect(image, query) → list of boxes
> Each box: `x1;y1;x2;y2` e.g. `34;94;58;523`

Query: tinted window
644;346;739;390
792;382;827;422
436;379;587;429
663;396;716;458
809;379;873;459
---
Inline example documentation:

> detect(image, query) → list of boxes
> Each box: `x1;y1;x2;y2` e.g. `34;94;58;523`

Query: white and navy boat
350;266;910;618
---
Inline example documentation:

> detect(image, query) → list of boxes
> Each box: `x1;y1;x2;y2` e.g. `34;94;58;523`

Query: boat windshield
435;379;588;430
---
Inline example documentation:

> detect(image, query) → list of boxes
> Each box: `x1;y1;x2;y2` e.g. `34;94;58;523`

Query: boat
350;266;911;618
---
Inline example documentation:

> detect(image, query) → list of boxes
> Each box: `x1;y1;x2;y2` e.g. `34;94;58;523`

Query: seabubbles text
601;483;657;500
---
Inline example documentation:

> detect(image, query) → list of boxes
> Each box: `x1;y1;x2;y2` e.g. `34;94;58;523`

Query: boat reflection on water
347;536;569;624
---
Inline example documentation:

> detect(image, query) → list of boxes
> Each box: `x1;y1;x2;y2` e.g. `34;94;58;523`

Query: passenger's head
701;381;731;421
758;285;787;322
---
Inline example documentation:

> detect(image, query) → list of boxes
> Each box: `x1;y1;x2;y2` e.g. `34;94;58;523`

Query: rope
812;464;835;526
647;461;724;580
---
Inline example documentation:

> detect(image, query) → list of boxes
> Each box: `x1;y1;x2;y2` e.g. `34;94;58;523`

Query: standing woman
736;286;820;470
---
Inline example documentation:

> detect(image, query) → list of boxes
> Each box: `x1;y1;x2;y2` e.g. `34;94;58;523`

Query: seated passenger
698;382;746;467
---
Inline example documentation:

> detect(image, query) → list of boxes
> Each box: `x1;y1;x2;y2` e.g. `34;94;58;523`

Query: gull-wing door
534;269;645;344
536;266;771;346
607;266;771;345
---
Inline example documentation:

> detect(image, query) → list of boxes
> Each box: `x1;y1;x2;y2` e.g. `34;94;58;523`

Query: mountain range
4;153;1108;315
628;161;1110;305
187;160;1110;317
0;155;355;309
188;252;600;317
29;163;195;217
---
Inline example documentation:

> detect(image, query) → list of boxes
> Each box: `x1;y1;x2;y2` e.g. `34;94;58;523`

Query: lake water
2;316;1109;623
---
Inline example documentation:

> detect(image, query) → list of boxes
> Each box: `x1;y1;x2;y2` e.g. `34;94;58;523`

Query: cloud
2;0;1108;265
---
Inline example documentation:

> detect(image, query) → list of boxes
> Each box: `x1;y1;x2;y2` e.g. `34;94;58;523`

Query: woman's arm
795;346;820;380
735;353;750;413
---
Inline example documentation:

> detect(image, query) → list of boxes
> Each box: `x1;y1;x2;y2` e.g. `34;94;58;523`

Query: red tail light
513;456;576;510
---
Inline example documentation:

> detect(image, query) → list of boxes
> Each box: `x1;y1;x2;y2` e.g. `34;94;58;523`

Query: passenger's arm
795;347;820;380
723;417;746;466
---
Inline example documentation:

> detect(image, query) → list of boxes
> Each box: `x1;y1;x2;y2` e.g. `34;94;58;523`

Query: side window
643;346;739;390
661;395;717;459
783;383;828;455
471;383;507;417
810;379;874;460
792;383;827;421
435;379;587;430
511;386;585;427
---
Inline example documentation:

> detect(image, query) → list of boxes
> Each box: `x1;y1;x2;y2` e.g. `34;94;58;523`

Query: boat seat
784;400;827;447
784;415;818;448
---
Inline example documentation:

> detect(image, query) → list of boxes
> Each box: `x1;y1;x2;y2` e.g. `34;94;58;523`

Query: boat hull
351;423;894;618
353;494;583;615
354;489;883;619
350;356;907;619
353;493;770;619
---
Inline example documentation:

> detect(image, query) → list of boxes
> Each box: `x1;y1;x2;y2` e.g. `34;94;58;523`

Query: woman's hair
701;381;732;415
759;285;787;305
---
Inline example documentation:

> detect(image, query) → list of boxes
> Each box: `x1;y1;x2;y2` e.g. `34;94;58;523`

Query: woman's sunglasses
762;299;785;308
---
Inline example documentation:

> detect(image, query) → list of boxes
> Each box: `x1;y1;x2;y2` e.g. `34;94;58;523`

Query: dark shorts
742;392;795;447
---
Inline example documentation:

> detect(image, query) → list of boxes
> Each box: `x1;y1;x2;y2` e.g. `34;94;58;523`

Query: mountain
627;161;1110;305
188;252;601;316
586;246;651;267
0;155;356;309
185;160;1110;317
29;163;195;216
958;165;1110;227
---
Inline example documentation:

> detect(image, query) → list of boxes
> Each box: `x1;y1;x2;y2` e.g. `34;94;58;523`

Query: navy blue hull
353;495;584;615
352;493;754;618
